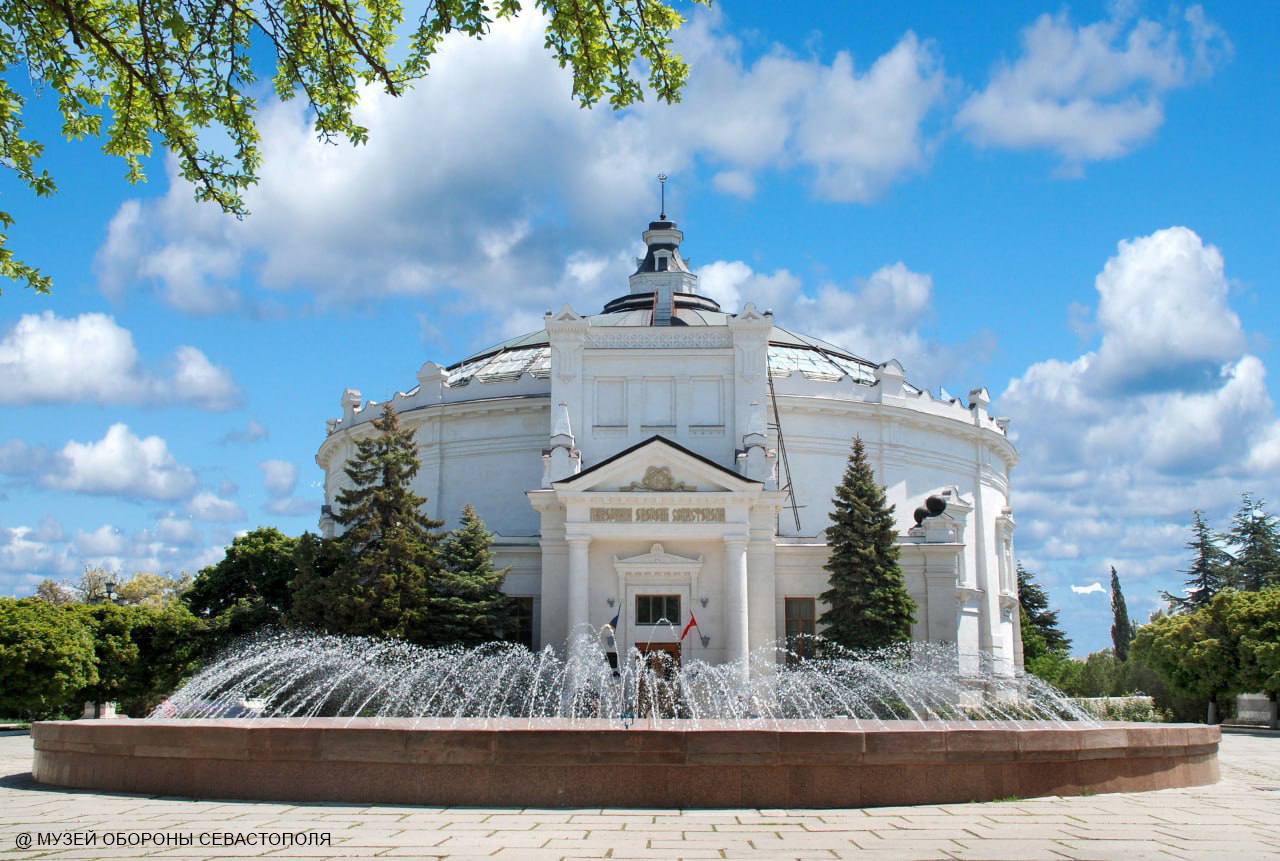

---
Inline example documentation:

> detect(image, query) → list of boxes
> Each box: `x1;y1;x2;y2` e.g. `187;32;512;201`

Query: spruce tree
1017;564;1071;655
818;436;916;652
1110;566;1134;663
288;402;444;645
1162;510;1231;612
1226;493;1280;592
434;505;516;645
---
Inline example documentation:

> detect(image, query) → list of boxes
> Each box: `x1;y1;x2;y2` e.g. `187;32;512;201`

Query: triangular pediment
614;543;703;569
553;435;760;493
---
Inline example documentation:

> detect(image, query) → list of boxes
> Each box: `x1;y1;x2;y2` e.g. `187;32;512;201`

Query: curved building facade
316;218;1021;671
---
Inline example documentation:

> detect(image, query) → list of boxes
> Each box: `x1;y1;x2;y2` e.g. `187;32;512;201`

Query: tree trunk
1206;699;1217;725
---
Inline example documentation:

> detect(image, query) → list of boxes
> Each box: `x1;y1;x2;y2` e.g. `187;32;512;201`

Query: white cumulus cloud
1071;582;1106;596
260;460;318;517
958;5;1230;170
0;311;238;409
697;259;991;390
185;491;246;523
999;226;1280;638
93;10;948;323
5;424;202;501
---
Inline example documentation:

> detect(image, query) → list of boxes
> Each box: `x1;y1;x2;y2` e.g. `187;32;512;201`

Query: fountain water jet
31;629;1220;807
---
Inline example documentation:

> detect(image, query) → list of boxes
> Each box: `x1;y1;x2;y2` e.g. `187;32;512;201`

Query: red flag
679;612;699;642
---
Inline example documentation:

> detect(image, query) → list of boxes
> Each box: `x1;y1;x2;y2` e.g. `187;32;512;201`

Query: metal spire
657;173;668;219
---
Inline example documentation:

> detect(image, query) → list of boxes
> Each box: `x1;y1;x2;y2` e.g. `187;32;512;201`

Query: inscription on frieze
636;507;670;522
590;508;633;523
672;507;726;523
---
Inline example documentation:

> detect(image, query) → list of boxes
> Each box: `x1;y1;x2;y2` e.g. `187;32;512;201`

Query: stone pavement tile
519;828;593;839
828;846;954;860
263;848;387;857
803;818;908;830
978;814;1086;824
605;850;724;860
566;815;654;824
717;852;841;860
1050;839;1192;860
486;813;575;826
864;828;978;841
944;843;1073;861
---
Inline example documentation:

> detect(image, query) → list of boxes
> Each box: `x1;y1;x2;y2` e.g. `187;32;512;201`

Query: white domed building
317;217;1022;672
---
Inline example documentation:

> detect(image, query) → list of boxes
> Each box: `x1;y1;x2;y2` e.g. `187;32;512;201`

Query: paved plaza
1;729;1277;861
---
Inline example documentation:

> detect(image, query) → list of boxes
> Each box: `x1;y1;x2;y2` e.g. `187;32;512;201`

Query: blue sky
1;1;1277;655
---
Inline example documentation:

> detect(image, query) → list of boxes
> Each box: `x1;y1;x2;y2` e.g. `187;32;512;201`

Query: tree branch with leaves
0;0;704;295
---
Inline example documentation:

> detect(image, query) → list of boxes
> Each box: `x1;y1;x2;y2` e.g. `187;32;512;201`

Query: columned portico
528;436;784;672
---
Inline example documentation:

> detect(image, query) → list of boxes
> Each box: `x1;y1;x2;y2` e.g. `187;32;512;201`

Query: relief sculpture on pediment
622;466;695;492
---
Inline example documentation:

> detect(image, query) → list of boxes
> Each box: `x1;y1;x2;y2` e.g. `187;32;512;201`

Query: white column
724;536;750;674
567;536;591;640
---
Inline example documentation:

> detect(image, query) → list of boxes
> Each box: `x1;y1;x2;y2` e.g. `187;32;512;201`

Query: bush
72;602;209;716
1072;696;1162;722
0;598;97;720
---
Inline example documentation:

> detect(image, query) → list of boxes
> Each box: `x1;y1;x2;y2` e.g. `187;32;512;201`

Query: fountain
31;629;1219;807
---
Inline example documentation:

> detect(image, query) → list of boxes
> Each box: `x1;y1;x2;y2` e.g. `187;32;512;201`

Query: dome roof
443;215;905;390
445;313;889;389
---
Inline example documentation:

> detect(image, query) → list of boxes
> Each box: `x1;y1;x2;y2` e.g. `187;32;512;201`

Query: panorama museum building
316;217;1022;672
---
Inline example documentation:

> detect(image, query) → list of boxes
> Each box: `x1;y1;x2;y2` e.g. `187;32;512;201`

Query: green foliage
115;571;193;607
1162;509;1232;612
1110;567;1134;663
288;402;444;644
0;0;702;295
1131;592;1238;720
72;602;209;716
1017;564;1070;657
818;436;916;651
1226;494;1280;592
1224;586;1280;696
434;504;515;645
0;597;97;719
186;526;300;637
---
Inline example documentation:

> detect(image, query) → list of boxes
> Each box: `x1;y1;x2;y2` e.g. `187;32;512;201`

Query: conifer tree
1226;493;1280;592
288;402;444;644
818;436;916;651
1162;510;1231;612
1017;564;1071;656
434;505;515;645
1110;566;1134;663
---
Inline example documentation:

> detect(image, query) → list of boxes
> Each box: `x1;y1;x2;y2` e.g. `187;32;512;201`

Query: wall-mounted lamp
606;597;615;608
699;634;711;648
699;596;709;608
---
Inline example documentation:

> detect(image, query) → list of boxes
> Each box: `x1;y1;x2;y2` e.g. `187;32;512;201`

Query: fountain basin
32;719;1218;807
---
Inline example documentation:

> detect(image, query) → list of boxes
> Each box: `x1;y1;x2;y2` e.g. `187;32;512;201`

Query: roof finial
657;172;668;219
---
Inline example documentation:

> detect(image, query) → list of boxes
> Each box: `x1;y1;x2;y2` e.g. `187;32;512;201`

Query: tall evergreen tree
288;402;444;645
1017;564;1071;656
434;505;515;645
1110;566;1134;663
1162;510;1232;612
1226;493;1280;592
818;437;916;651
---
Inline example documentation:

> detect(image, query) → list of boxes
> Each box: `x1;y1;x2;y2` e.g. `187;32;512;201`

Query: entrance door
637;641;682;677
636;641;682;718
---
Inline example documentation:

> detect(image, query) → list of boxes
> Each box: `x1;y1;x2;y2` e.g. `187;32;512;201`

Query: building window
785;597;816;664
636;594;681;626
510;597;535;649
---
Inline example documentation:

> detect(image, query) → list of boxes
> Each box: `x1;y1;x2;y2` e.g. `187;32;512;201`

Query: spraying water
153;627;1096;728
